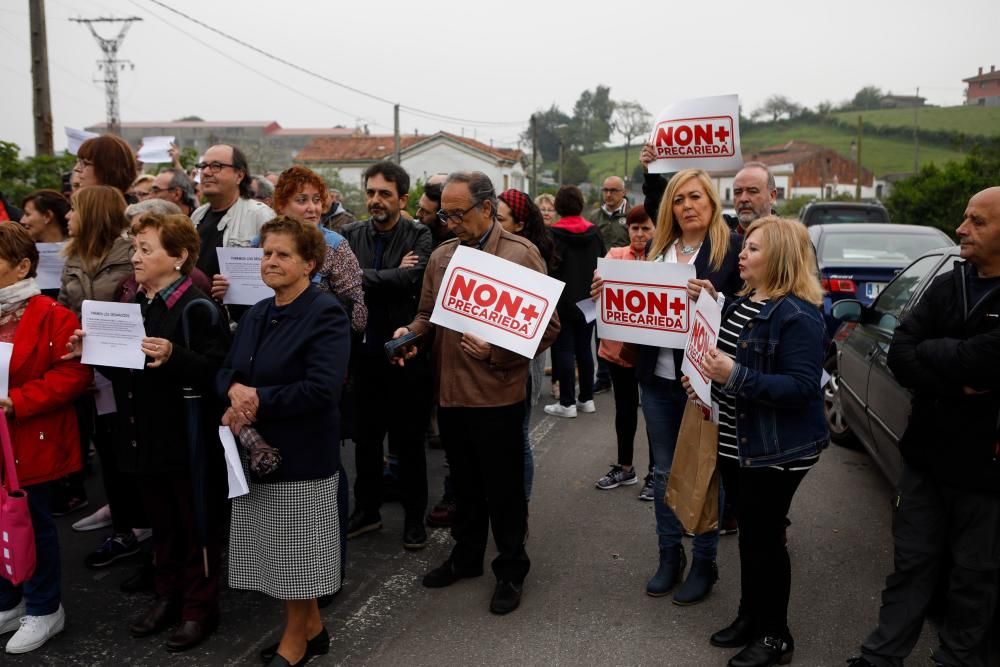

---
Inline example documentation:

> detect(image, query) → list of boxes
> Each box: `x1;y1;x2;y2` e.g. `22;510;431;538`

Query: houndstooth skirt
228;471;342;600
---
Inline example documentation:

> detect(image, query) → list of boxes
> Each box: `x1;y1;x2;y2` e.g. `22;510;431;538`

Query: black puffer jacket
549;216;605;314
888;260;1000;493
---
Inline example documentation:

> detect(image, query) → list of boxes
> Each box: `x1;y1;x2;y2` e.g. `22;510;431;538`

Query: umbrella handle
182;298;222;348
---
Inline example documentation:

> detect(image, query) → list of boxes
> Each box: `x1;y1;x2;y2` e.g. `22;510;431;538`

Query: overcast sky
2;0;997;156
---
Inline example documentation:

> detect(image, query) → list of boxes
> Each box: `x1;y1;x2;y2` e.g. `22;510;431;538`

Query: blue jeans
640;376;719;561
0;483;61;616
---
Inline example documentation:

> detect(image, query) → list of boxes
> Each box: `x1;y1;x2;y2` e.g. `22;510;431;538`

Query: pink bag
0;412;36;585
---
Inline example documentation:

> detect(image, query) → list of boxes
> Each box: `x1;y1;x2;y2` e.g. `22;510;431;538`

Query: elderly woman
128;174;154;202
534;193;557;226
0;225;91;655
66;212;231;652
218;216;350;667
685;216;827;667
74;135;139;202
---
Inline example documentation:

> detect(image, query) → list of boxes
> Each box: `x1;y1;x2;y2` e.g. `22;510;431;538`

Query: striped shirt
712;298;819;472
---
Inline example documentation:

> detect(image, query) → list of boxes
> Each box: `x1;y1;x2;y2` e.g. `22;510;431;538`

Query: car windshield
820;232;949;265
809;208;889;224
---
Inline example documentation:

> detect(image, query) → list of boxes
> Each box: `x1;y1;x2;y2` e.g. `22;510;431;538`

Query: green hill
832;105;1000;137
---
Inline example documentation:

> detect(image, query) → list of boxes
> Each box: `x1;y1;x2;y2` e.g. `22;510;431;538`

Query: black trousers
721;459;809;640
860;462;1000;667
439;403;529;583
606;360;652;470
352;352;432;520
553;309;595;408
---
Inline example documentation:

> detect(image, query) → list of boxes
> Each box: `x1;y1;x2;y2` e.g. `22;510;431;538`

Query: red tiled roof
268;127;355;137
295;131;523;163
963;70;1000;83
746;141;829;165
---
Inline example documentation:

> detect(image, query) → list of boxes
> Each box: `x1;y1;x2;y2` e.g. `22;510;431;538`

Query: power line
143;0;526;129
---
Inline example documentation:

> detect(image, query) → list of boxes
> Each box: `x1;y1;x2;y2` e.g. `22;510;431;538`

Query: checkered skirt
228;471;342;600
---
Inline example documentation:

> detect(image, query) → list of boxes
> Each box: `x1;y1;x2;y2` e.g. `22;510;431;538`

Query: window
867;255;940;331
776;187;785;200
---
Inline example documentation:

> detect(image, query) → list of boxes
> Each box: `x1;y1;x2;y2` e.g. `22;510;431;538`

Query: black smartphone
384;330;422;361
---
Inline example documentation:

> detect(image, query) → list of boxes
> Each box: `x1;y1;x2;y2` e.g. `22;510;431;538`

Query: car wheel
823;354;858;448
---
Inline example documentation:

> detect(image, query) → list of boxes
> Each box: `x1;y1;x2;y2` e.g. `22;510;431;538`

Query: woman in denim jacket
684;216;828;667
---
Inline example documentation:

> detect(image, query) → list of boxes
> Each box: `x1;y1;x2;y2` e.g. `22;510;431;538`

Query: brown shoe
164;617;218;652
129;598;179;638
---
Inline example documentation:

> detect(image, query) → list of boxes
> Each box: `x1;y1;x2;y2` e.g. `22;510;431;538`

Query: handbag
0;412;37;585
666;399;720;535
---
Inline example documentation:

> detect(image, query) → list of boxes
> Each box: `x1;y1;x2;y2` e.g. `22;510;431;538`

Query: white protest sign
0;342;12;399
35;242;67;290
596;257;695;348
80;300;146;370
136;136;175;164
65;127;99;156
430;245;564;359
647;94;743;174
681;289;723;405
217;247;273;305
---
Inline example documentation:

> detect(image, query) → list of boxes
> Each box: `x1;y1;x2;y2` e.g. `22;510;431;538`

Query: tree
850;86;883;111
311;166;364;215
174;115;204;122
0;141;76;203
612;100;652;183
569;85;615;153
521;104;572;163
561;151;590;185
752;95;802;122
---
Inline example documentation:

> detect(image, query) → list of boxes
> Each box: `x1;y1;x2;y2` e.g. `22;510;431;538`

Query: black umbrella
181;298;222;577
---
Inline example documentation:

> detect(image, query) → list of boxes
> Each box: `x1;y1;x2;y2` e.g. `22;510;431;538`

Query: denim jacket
721;293;829;467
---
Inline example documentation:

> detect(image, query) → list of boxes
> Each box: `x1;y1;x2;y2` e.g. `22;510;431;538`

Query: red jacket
7;295;92;487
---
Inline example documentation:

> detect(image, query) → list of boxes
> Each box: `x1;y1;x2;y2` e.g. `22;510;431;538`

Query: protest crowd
0;127;998;667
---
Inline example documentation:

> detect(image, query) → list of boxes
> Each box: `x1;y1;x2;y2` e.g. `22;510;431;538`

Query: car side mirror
831;299;863;323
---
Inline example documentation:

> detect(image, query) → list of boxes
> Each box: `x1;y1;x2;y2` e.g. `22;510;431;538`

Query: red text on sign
652;115;735;159
442;268;548;340
601;281;689;333
684;311;718;383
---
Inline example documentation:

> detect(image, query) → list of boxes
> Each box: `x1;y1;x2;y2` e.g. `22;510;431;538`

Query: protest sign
596;258;695;348
36;242;67;290
217;247;273;305
430;245;563;358
646;94;743;174
137;136;175;164
681;289;723;405
65;127;98;155
81;300;146;370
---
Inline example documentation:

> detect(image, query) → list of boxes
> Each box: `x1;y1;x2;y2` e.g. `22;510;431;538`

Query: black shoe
728;636;794;667
260;627;329;663
489;580;522;615
593;378;612;394
120;559;155;593
403;520;428;550
86;532;140;569
129;598;179;638
711;616;755;648
646;545;687;597
165;617;218;652
346;510;382;539
673;558;718;605
422;560;482;588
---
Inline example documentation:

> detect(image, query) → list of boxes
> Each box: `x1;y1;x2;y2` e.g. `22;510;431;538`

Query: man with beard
414;173;455;248
340;161;433;550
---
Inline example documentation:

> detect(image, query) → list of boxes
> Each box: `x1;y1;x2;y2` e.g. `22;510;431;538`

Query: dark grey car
825;246;962;482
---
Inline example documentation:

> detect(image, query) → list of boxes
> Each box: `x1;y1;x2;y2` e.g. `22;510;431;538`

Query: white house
294;131;525;192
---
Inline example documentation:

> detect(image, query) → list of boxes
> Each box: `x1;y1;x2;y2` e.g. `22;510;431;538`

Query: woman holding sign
683;216;826;667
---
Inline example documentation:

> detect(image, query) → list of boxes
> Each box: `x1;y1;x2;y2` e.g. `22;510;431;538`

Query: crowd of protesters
0;130;996;667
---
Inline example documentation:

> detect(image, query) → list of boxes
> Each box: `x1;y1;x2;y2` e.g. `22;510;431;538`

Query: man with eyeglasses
391;171;559;615
340;161;434;551
189;144;274;282
587;176;630;250
150;168;198;216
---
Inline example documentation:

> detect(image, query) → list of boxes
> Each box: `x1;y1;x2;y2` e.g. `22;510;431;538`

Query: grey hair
125;197;182;222
741;161;776;191
161;167;197;210
251;175;275;199
445;171;497;220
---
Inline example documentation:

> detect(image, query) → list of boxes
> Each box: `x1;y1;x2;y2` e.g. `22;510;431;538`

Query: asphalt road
11;391;936;666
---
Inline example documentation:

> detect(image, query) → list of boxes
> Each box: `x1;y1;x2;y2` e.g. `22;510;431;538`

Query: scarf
0;278;41;324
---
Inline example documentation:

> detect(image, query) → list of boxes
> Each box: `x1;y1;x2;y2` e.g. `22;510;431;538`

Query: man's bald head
601;175;626;210
957;186;1000;277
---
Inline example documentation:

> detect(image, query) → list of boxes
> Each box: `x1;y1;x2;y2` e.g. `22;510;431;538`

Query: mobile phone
384;330;422;361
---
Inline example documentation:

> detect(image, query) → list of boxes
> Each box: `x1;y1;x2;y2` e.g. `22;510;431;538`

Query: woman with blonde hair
684;216;828;667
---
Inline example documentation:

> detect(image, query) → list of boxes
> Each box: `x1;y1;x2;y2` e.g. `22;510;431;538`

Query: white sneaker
576;399;596;413
0;601;25;635
544;403;577;418
71;504;112;532
5;605;64;654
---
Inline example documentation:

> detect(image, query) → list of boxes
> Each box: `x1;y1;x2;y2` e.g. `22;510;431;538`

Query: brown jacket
407;223;560;408
58;235;134;317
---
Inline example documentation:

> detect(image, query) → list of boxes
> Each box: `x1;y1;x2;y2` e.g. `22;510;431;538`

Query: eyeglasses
601;188;624;194
195;161;235;173
436;202;480;225
149;186;177;195
73;158;94;173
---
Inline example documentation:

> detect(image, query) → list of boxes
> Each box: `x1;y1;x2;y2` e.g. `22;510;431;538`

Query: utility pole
856;115;863;201
393;103;401;164
70;16;142;136
530;114;538;197
913;86;920;173
29;0;53;155
558;141;564;186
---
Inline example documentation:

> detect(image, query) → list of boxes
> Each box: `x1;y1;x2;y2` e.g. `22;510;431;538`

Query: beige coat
58;236;134;317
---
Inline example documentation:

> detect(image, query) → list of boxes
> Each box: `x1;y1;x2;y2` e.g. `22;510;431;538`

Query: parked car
823;246;962;480
811;223;953;319
799;201;890;227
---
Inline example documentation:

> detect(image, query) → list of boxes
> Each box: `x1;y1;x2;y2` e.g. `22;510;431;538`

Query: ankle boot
645;545;686;597
672;557;718;605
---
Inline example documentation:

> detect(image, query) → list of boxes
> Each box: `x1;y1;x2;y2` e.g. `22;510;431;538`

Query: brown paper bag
666;399;720;535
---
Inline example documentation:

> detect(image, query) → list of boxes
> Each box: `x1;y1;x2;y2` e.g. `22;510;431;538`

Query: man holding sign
393;171;560;616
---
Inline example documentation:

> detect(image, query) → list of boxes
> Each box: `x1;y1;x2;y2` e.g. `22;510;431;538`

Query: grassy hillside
832;105;1000;137
571;119;969;180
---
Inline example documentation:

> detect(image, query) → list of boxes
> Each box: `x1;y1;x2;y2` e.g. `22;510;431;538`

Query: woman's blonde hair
648;169;729;270
65;185;129;271
738;216;824;306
